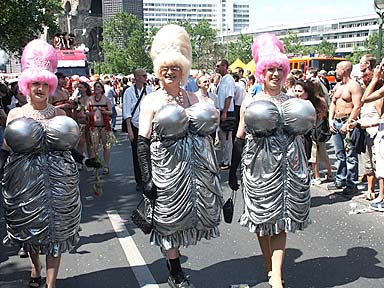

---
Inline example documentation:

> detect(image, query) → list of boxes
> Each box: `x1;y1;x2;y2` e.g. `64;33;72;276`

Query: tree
226;33;253;65
282;33;308;55
0;0;62;54
363;32;380;56
346;46;367;64
346;32;383;64
176;19;218;70
313;39;337;56
101;12;152;74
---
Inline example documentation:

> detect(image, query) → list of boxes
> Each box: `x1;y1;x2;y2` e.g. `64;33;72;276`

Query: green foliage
100;12;152;74
226;34;253;65
313;40;337;56
0;0;62;54
176;19;219;70
283;33;337;57
346;46;366;64
283;33;309;55
346;32;384;64
364;32;380;55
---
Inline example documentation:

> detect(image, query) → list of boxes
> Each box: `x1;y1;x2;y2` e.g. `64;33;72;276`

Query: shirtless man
327;61;362;194
49;72;73;117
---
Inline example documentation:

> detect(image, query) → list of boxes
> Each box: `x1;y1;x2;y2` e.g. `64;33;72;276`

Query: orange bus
289;56;346;83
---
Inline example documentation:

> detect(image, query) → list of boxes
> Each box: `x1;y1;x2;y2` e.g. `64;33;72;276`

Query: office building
224;14;380;55
143;0;256;34
102;0;143;20
124;0;144;20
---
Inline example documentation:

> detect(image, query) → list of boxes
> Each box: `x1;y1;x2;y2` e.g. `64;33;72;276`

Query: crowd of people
1;24;384;288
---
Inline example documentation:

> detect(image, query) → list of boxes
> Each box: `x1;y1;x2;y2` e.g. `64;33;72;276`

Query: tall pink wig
18;39;58;96
252;33;290;84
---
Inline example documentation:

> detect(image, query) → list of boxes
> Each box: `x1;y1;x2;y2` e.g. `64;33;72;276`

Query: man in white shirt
233;73;246;141
216;59;236;170
122;68;153;191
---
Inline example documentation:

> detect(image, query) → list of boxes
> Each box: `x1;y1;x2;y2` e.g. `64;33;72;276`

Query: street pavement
1;112;384;288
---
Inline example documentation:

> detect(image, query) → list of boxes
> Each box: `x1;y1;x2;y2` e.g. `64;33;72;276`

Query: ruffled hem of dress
239;215;311;236
149;226;220;250
3;232;80;257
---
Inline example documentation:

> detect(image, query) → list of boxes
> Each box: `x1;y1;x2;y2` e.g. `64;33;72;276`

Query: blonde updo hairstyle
150;24;192;86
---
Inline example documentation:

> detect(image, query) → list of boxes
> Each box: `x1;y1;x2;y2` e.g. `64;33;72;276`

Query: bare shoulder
6;107;23;125
55;108;66;116
242;94;253;107
142;89;160;104
333;82;342;91
141;90;161;112
347;78;360;88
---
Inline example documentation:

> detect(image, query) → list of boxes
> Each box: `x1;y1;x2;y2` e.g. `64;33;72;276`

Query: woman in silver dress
138;24;223;288
1;39;81;288
228;33;316;288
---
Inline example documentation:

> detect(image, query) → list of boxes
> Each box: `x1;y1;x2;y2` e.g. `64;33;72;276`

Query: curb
311;182;372;208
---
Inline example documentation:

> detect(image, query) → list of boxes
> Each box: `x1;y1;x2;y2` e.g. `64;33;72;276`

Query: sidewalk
311;137;374;211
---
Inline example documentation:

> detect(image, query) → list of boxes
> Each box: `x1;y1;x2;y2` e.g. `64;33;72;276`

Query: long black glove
228;137;245;191
70;149;102;169
137;135;157;200
0;148;10;177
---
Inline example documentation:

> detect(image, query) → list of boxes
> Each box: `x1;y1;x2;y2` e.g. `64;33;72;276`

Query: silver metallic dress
147;102;223;249
2;115;81;256
240;93;316;236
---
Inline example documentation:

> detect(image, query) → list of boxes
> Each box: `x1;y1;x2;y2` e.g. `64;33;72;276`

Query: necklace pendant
22;104;56;120
164;89;184;106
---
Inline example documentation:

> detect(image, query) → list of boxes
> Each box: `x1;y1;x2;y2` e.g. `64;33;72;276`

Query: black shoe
18;247;28;258
342;186;359;196
168;271;194;288
327;182;345;190
84;158;103;169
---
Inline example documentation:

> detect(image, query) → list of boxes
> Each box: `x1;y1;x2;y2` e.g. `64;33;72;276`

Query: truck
288;55;346;84
56;50;89;77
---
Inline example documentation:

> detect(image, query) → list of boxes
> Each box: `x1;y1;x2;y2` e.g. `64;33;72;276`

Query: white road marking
107;210;160;288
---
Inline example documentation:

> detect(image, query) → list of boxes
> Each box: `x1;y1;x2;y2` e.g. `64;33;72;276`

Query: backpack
312;118;332;143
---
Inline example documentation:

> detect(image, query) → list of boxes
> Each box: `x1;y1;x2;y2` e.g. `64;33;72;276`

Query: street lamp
374;0;384;60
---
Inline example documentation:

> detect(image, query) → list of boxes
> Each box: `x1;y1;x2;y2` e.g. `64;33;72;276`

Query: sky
251;0;376;29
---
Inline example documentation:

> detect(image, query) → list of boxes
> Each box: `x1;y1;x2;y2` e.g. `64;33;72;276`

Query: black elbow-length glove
228;137;245;191
137;135;157;200
0;148;10;176
70;149;102;169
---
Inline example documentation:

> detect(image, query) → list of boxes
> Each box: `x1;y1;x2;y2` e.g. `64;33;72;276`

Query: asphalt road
1;115;384;288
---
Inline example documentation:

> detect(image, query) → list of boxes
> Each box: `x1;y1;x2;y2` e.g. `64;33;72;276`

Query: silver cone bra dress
147;102;223;249
240;94;316;236
2;115;81;256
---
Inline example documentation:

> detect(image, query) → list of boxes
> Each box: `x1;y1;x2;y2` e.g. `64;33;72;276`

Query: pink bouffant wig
252;33;290;84
18;39;58;96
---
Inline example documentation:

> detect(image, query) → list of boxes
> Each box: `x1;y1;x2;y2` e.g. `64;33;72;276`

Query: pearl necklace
257;91;288;105
163;88;184;106
22;103;56;120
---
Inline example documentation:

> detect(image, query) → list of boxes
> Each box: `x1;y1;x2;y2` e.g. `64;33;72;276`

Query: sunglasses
160;66;181;73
